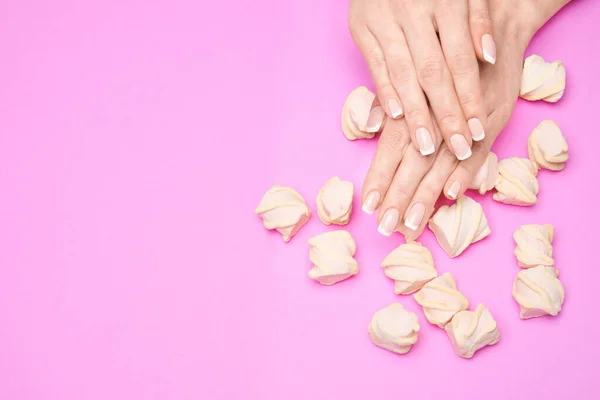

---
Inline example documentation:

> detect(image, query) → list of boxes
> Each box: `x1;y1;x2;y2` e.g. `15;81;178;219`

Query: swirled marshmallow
381;242;438;295
528;120;568;171
514;224;554;269
255;185;311;242
308;230;358;285
512;266;564;319
493;158;539;206
316;177;354;225
414;273;469;328
368;303;420;355
445;304;500;359
520;55;566;103
428;196;491;258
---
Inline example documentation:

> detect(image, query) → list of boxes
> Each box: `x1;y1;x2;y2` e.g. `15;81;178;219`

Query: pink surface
0;1;598;399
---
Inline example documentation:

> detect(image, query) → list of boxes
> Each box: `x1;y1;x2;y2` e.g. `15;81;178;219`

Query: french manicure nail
482;34;496;65
362;191;381;215
387;99;403;119
378;208;399;236
450;134;472;161
366;106;385;133
447;181;461;200
404;203;425;231
416;127;435;156
468;118;485;141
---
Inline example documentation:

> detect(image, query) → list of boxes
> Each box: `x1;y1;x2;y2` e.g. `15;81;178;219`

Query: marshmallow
512;266;564;319
520;55;566;103
528;120;568;171
381;242;438;295
414;273;469;328
255;185;311;242
514;224;555;269
316;177;354;225
428;196;491;258
469;152;500;195
445;304;500;359
368;303;420;355
341;86;383;140
493;158;539;206
308;230;358;285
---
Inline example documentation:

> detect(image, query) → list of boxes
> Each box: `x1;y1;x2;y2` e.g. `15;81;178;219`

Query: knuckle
367;53;387;72
390;184;412;203
449;53;476;77
404;108;424;122
458;91;479;110
437;145;459;165
420;182;440;202
437;112;462;133
418;59;446;87
380;125;410;155
471;9;491;24
388;59;414;84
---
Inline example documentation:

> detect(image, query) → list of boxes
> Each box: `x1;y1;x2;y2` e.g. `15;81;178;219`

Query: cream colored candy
255;185;311;242
414;273;469;328
514;224;554;269
469;152;499;195
493;158;539;206
528;120;568;171
428;196;491;258
368;303;420;355
445;304;500;359
308;230;358;285
341;86;381;140
512;266;564;319
316;177;354;225
520;55;566;103
381;242;438;295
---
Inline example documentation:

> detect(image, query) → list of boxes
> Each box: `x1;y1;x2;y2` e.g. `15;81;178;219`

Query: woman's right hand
349;0;496;161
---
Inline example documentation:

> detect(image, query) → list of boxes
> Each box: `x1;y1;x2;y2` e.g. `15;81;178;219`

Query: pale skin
349;0;496;160
357;0;572;240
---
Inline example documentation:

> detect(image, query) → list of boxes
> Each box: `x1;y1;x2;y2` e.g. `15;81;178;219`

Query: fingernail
450;134;472;161
366;106;385;133
468;118;485;141
482;34;496;65
387;99;403;119
447;181;461;199
378;208;399;237
362;191;381;215
416;127;435;156
404;203;425;231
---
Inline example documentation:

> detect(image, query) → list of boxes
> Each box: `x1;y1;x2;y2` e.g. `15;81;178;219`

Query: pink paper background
0;0;598;399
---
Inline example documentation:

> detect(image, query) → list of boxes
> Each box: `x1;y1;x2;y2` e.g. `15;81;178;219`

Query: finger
469;0;495;64
437;3;488;142
399;144;459;242
403;13;473;161
444;131;494;200
350;25;403;119
361;118;411;215
371;23;438;157
376;138;436;236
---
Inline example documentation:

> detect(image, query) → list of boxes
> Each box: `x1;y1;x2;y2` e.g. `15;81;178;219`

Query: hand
349;0;495;160
360;0;571;239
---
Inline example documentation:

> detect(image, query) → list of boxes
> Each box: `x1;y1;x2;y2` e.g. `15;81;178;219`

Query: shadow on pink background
0;0;598;399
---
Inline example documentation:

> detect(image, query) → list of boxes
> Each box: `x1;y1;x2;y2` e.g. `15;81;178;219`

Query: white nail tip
456;148;473;161
362;204;374;215
404;221;419;231
472;133;485;142
378;226;392;237
420;146;435;156
483;50;496;65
